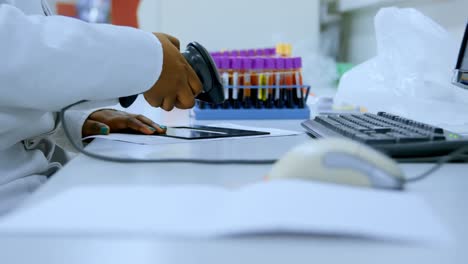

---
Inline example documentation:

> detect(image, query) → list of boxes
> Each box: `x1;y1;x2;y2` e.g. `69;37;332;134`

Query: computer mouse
267;138;405;190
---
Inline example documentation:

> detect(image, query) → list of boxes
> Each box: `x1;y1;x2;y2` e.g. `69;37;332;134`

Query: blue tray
191;106;311;120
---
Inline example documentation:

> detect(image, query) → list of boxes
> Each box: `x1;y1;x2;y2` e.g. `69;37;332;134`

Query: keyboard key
433;135;446;141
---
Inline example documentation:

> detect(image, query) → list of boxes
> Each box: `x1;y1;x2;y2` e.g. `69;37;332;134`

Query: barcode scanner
182;42;225;104
119;42;225;108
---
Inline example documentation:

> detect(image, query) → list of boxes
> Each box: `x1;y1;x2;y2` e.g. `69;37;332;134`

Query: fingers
125;116;158;135
175;88;196;109
161;95;177;111
148;32;199;111
143;93;164;108
82;120;110;138
185;64;203;97
134;114;166;134
162;33;180;50
154;33;180;50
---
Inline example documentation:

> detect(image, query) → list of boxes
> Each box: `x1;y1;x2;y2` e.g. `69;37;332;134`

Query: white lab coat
0;0;163;214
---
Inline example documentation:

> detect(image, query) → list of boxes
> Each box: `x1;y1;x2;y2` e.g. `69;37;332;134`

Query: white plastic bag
335;7;468;125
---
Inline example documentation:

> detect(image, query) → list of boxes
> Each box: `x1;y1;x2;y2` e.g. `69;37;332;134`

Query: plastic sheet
335;7;468;125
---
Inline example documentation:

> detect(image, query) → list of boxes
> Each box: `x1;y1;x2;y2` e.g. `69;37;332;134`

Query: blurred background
48;0;468;93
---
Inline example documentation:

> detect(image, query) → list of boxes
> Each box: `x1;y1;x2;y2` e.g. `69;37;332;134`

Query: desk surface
1;108;467;264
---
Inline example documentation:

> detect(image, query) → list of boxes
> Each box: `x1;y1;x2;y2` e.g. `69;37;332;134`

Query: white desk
0;109;467;264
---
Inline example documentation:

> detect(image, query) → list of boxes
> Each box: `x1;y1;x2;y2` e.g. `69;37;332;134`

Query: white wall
342;0;468;63
138;0;320;52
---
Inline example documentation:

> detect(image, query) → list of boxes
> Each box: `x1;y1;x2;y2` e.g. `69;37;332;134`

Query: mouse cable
60;100;277;165
60;101;468;178
403;144;468;183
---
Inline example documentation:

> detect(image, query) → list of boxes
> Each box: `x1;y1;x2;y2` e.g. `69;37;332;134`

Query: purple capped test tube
253;57;265;108
241;57;254;108
231;57;242;108
284;58;295;108
247;49;256;57
293;57;304;108
264;58;275;108
274;58;286;108
218;57;231;108
239;50;248;57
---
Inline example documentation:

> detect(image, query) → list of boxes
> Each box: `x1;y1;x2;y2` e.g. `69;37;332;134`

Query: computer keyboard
302;112;468;158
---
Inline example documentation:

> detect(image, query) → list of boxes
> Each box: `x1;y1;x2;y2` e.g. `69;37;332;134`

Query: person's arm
0;4;162;111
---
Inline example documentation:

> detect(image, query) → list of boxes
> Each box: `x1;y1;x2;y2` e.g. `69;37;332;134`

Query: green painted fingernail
160;125;167;129
100;127;109;135
148;126;156;131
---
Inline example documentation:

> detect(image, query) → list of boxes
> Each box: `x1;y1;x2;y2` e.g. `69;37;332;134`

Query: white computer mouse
267;138;405;190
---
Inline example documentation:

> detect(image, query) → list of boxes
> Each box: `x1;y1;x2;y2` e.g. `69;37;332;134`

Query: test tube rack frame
191;85;311;120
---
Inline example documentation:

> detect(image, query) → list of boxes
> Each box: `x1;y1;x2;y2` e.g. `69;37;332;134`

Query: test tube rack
191;85;311;120
196;46;311;120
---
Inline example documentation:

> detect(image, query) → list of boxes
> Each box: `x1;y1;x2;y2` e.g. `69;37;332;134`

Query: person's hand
82;109;166;137
143;33;203;111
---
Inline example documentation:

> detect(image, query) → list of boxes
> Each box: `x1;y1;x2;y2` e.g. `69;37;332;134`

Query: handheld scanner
182;42;225;104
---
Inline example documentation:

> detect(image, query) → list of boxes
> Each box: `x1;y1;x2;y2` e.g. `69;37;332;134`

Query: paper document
0;181;451;244
83;123;302;145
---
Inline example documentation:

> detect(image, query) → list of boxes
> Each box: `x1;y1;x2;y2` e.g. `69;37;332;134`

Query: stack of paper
0;181;451;244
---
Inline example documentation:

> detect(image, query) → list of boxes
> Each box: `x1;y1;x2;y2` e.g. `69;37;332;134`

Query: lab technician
0;0;202;214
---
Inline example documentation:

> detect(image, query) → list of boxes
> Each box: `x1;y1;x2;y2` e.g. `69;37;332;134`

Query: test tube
285;58;295;108
220;57;231;109
253;57;265;108
265;58;275;108
293;57;305;108
242;57;253;108
275;58;285;108
231;57;242;109
247;49;256;57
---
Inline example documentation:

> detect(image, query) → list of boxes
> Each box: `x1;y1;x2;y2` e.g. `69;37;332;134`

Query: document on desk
82;123;302;145
0;181;451;245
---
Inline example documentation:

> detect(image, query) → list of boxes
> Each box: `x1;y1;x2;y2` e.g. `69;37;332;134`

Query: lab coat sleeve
52;107;101;152
52;100;123;152
0;4;163;111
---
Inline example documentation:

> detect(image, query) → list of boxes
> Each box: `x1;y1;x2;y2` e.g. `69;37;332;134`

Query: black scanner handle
182;42;225;104
120;42;225;108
